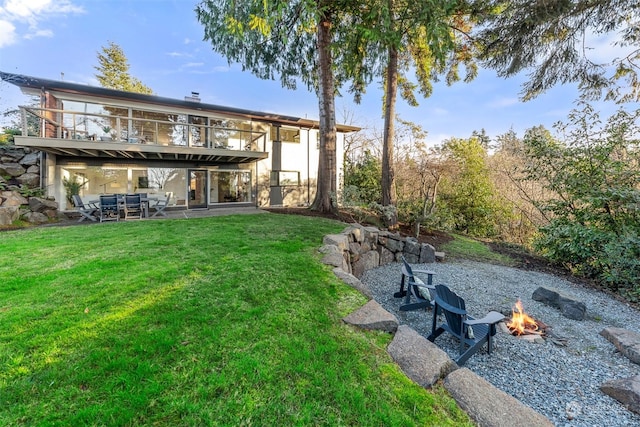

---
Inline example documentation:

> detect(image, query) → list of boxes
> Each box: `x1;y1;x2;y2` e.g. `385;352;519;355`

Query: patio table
90;194;158;219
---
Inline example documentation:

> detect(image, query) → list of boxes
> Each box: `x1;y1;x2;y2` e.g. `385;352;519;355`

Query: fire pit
506;300;548;339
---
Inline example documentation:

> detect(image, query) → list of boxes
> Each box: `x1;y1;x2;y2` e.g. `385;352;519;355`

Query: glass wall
60;100;128;141
44;99;267;150
209;170;252;203
59;165;252;209
60;165;187;209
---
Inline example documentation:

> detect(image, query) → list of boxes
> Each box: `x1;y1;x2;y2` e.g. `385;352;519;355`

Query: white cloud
183;62;204;68
167;51;191;57
3;0;83;18
212;65;231;72
431;107;448;116
425;132;452;147
24;28;53;39
487;97;519;108
0;0;84;47
0;19;16;47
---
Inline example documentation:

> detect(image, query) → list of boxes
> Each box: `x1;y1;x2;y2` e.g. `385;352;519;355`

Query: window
210;170;252;203
270;126;300;143
270;170;300;187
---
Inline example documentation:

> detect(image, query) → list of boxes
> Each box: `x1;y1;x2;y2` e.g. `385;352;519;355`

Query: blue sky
0;0;630;145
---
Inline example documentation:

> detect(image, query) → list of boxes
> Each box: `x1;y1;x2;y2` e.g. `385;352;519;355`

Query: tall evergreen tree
478;0;640;102
95;41;153;94
343;1;485;227
197;1;356;212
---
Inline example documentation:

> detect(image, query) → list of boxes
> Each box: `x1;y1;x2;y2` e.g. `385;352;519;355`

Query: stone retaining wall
0;146;61;225
320;224;442;279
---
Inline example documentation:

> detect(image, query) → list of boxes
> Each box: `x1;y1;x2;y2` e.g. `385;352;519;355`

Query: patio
59;205;268;226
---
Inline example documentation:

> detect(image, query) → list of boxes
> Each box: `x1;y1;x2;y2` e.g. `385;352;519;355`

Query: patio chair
150;195;169;217
393;256;435;311
123;193;143;220
71;194;98;222
427;284;505;366
99;194;120;222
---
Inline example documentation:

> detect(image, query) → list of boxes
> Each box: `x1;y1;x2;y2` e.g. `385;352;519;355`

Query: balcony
16;106;269;164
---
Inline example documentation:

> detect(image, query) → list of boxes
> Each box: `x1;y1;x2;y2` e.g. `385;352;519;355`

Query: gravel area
361;259;640;427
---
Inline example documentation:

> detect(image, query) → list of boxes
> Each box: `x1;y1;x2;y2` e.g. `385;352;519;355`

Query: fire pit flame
507;299;542;336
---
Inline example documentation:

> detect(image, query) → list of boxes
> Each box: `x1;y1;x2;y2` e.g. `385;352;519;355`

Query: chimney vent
185;91;201;102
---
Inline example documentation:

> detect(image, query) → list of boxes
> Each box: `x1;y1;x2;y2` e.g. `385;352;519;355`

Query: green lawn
0;214;471;426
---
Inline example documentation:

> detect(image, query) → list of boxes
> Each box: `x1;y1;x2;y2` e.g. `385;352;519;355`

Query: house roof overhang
15;136;268;164
0;71;361;133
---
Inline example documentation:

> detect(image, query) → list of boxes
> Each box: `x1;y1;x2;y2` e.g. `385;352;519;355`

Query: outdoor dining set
71;193;170;222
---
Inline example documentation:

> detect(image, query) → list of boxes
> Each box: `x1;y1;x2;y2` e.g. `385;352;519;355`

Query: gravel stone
361;259;640;427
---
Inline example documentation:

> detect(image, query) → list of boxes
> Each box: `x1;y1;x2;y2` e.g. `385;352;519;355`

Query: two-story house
0;71;358;211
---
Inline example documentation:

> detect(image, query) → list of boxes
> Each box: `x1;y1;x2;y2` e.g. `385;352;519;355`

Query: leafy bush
343;150;381;206
529;104;640;295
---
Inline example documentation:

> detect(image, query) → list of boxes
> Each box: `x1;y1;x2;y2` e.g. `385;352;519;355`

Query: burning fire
507;300;541;336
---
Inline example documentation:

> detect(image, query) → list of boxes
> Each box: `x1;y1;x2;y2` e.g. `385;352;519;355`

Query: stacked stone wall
0;146;61;225
320;223;442;278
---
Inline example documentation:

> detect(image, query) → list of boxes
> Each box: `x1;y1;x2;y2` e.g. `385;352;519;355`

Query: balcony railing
19;106;268;151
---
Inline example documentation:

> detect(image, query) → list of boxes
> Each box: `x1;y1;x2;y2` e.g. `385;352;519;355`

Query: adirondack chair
71;194;98;222
150;195;169;217
393;256;436;311
427;284;505;366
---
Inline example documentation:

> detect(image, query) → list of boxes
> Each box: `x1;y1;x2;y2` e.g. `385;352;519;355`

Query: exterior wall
12;88;351;210
256;128;344;208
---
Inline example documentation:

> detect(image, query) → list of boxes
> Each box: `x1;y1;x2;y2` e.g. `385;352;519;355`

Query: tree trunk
310;11;337;213
382;42;398;226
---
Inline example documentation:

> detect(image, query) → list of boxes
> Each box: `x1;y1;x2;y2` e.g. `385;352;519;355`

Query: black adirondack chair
427;284;505;366
393;256;435;311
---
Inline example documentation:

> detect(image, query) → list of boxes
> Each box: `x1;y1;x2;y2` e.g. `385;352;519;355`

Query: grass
440;233;516;266
0;214;472;426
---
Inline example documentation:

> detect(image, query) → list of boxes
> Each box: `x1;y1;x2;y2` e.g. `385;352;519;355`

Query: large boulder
419;243;436;263
379;232;404;253
601;375;640;414
600;327;640;365
378;245;395;266
0;191;28;207
352;250;379;279
16;173;40;187
28;197;58;213
444;368;553;427
345;224;365;243
0;206;20;225
22;211;49;224
404;237;421;257
387;325;456;388
19;152;40;166
0;162;26;177
343;300;398;333
532;286;586;320
320;244;351;273
323;233;350;251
